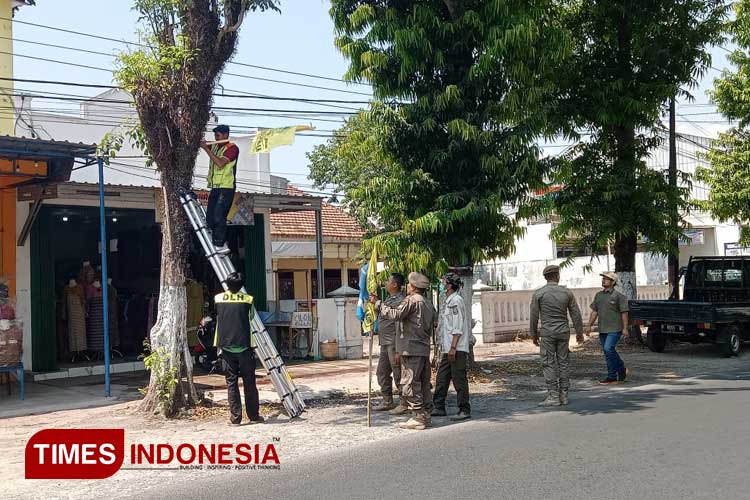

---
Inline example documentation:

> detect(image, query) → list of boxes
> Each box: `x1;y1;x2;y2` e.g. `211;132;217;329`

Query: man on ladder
200;124;239;255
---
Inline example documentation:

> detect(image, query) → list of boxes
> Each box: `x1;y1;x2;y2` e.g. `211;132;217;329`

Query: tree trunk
613;233;637;300
613;232;640;342
139;173;198;416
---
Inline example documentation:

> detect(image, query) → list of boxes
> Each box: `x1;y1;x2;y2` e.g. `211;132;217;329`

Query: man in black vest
214;272;264;425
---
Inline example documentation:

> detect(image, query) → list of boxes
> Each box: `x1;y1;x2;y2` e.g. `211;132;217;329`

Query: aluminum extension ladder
179;189;306;418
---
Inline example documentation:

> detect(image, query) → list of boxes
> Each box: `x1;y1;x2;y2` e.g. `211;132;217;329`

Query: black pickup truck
630;256;750;357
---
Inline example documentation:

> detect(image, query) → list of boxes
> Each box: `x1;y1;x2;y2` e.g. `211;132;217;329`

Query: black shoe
599;378;618;385
430;408;447;417
248;416;265;424
617;367;628;382
229;420;242;426
450;411;471;421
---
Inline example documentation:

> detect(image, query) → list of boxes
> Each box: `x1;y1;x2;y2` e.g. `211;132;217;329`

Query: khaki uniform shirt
438;292;469;353
591;288;629;333
377;291;405;346
378;292;435;357
529;281;583;339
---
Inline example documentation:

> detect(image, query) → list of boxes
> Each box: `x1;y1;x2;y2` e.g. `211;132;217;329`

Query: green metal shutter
30;206;57;372
244;213;267;311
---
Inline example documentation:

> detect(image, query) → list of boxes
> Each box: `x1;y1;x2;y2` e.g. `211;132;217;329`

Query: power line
104;160;336;196
2;91;357;115
4;16;371;88
4;49;372;98
0;77;371;107
0;17;371;96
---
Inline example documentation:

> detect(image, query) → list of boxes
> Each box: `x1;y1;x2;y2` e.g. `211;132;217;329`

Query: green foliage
701;1;750;244
140;340;179;412
549;0;727;270
545;138;692;262
329;0;572;276
114;0;279;174
98;121;155;168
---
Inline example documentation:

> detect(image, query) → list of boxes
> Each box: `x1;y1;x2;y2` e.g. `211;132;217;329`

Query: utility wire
4;16;371;88
3;50;372;98
0;77;372;107
2;91;357;115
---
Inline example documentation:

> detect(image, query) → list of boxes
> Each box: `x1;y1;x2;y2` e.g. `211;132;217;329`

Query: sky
11;0;366;195
9;1;739;193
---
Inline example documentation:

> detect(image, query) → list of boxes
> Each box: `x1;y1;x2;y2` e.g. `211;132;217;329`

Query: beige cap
408;272;430;289
600;271;618;283
542;265;560;276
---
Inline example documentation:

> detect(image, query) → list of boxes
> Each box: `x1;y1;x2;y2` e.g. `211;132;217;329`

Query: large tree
548;0;726;300
308;108;404;232
115;0;278;416
328;0;571;283
699;0;750;242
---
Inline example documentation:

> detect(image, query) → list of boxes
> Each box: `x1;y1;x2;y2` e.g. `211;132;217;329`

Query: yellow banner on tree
250;125;314;154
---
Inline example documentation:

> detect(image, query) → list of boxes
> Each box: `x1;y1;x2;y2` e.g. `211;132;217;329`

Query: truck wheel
646;330;667;353
719;325;742;358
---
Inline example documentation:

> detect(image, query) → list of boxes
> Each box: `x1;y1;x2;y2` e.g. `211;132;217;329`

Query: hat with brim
408;272;430;289
600;271;618;283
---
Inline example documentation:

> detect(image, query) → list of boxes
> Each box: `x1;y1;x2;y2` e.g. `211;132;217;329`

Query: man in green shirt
587;272;630;385
214;272;264;425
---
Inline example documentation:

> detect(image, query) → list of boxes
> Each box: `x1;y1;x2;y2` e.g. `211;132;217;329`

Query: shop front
17;182;273;378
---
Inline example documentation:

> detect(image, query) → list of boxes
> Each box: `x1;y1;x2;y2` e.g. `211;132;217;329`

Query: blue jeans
206;188;234;246
599;332;624;379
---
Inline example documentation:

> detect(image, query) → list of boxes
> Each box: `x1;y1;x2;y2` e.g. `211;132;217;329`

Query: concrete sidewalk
0;341;540;419
0;356;382;419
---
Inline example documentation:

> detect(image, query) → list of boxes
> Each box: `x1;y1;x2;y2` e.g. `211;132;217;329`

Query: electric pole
668;97;679;300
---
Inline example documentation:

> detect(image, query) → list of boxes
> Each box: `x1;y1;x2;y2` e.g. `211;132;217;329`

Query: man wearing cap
370;272;435;430
372;272;406;411
432;272;471;421
588;272;630;384
529;265;584;406
200;124;239;255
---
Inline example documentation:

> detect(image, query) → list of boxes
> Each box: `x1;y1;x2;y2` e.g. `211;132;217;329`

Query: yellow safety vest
207;143;237;189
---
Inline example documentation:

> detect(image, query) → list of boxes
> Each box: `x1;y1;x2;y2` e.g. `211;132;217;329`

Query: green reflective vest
207;143;237;189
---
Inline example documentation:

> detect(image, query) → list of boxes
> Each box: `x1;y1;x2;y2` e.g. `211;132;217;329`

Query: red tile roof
270;185;365;241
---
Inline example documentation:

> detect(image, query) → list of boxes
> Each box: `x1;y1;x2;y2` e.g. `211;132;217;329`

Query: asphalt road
146;368;750;500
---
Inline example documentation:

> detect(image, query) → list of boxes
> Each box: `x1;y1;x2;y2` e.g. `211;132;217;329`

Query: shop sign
17;184;57;202
155;190;254;226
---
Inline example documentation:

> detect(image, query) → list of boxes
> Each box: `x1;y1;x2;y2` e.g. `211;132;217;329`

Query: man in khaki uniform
371;272;435;430
587;272;630;384
373;273;406;411
529;265;584;406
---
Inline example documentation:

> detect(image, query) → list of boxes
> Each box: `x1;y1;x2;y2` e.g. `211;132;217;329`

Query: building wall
502;223;556;263
273;256;359;300
0;1;13;137
15;95;272;193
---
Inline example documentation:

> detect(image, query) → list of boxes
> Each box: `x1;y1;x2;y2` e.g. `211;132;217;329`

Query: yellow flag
362;248;378;334
250;125;314;154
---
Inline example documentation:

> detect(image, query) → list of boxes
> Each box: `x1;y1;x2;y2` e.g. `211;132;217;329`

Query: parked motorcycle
191;316;221;374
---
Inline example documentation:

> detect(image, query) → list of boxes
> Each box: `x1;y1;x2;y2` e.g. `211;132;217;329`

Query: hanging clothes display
107;280;120;349
63;280;87;353
86;281;105;352
78;261;96;287
0;319;23;366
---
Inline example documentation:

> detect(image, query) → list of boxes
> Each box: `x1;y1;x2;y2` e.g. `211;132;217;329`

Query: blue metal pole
98;157;111;397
